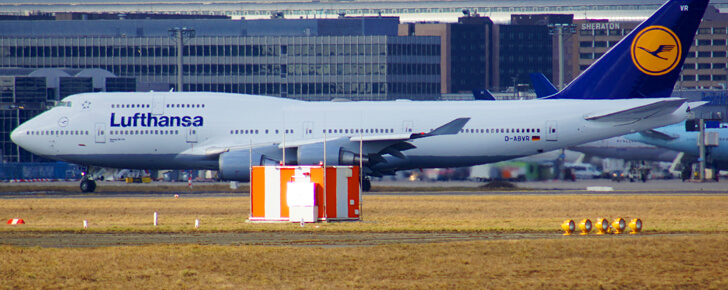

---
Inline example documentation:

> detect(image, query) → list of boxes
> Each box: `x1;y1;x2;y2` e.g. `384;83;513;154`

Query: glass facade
0;36;441;101
498;25;553;90
0;76;49;163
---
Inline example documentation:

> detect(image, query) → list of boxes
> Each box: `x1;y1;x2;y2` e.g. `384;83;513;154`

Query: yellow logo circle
631;25;681;76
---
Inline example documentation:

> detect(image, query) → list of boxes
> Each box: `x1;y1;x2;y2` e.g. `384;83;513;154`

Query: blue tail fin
529;73;558;98
472;89;496;101
551;0;709;100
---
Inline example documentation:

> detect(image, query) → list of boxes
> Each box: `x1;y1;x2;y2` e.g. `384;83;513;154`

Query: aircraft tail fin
472;90;496;101
529;73;559;98
550;0;708;100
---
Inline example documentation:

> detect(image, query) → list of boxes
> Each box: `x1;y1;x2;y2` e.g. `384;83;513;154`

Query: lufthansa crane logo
631;25;681;76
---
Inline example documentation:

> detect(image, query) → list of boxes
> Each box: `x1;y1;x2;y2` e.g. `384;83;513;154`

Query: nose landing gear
79;166;97;193
80;178;96;193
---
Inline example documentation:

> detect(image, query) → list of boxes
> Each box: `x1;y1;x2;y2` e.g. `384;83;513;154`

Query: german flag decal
532;136;541;141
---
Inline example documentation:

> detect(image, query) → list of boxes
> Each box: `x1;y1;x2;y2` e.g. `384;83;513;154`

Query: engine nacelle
296;138;368;166
297;142;340;166
218;149;278;181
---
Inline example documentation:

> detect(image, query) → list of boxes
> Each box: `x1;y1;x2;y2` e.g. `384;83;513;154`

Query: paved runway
1;178;727;197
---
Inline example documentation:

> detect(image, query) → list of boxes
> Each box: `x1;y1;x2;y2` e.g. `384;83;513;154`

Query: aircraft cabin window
265;129;269;134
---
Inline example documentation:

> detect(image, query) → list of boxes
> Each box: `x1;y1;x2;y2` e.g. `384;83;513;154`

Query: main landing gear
79;166;97;193
362;177;371;192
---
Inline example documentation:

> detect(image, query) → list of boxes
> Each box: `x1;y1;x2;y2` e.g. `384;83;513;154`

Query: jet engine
218;147;280;181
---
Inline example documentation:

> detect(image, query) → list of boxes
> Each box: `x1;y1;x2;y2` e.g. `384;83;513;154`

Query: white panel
287;181;315;207
336;167;348;218
264;167;281;219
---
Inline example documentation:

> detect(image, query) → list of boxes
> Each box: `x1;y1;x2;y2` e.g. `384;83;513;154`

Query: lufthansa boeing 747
11;0;710;192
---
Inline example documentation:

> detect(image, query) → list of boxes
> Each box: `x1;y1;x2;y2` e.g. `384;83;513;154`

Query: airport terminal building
0;17;441;102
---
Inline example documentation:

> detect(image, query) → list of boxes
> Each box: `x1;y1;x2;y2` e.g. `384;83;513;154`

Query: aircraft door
95;123;106;143
403;121;414;133
186;128;198;143
303;122;314;139
546;120;558;141
152;94;165;115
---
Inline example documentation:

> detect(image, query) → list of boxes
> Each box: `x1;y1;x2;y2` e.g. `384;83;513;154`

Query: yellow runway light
611;218;626;234
595;218;609;235
628;218;642;234
578;219;592;235
561;220;575;236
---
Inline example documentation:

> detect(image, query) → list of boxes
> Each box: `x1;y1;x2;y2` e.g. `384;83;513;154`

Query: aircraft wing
584;99;686;123
638;129;678;141
203;118;469;166
282;117;469;148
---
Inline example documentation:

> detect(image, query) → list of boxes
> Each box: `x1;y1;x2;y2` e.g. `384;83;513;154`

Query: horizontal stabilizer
639;129;678;141
584;99;685;123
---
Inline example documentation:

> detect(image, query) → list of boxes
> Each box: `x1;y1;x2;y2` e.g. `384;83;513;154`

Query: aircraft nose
10;124;29;149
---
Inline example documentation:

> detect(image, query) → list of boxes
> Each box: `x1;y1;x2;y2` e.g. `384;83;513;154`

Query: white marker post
83;220;88;229
154;212;158;226
195;219;199;229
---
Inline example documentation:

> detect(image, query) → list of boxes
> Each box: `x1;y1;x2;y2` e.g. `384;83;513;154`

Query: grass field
2;195;727;232
2;194;728;288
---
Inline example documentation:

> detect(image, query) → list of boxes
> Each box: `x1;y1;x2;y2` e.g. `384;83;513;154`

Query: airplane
570;136;680;163
626;121;728;170
528;72;681;163
10;0;709;192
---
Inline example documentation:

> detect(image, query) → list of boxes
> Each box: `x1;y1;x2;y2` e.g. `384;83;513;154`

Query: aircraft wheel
362;178;371;192
80;180;97;193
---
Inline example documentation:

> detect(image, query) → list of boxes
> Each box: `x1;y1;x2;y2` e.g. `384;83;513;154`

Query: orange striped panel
325;167;338;218
348;166;360;218
309;167;325;218
279;167;295;218
251;166;266;218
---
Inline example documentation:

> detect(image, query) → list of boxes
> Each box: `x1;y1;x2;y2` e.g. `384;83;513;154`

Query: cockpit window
55;101;72;108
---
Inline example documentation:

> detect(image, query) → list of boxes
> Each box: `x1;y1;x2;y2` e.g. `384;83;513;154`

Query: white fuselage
11;92;690;172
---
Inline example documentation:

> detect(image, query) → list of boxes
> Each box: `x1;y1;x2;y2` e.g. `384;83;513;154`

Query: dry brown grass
1;195;727;232
1;235;727;288
2;194;728;288
0;182;248;193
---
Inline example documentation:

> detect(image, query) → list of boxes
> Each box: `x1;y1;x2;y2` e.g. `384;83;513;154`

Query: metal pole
282;130;286;166
558;25;565;90
176;30;183;92
699;118;706;181
359;129;363;221
323;132;327;221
